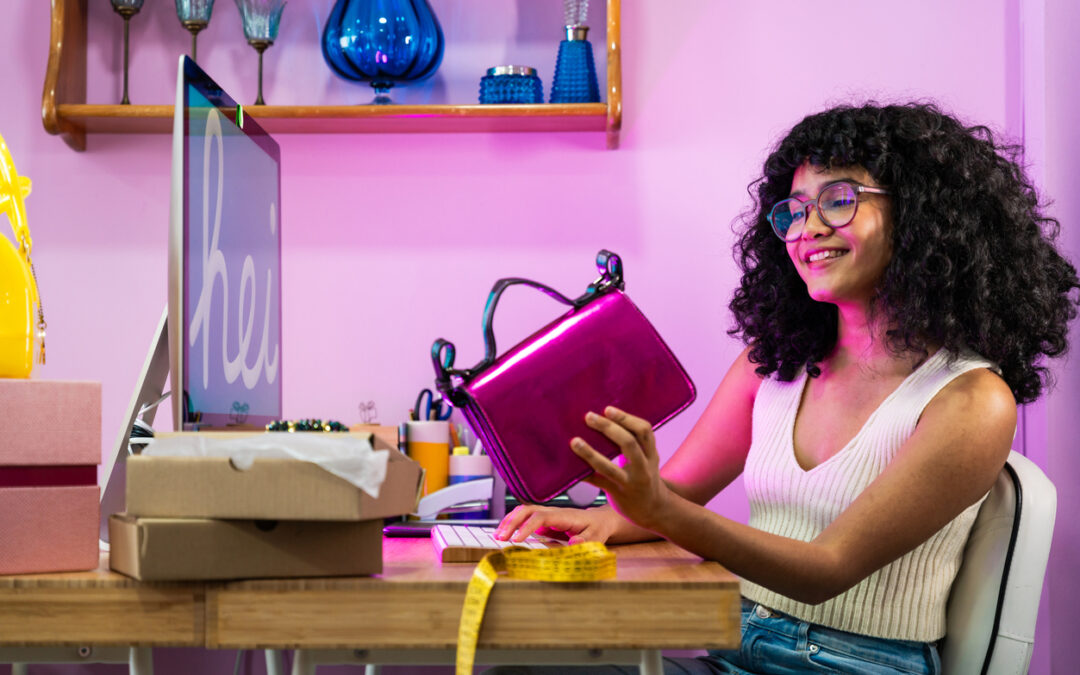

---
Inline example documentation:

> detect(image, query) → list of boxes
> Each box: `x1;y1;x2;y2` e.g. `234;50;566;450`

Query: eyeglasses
766;180;889;242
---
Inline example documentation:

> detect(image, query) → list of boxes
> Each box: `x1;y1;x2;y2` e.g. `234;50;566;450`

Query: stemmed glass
235;0;286;105
110;0;145;105
175;0;216;63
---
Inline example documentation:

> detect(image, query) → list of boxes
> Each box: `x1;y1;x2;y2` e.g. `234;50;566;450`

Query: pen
398;422;408;454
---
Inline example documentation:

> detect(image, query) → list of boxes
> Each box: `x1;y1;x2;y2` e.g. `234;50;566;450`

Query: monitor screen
169;56;282;429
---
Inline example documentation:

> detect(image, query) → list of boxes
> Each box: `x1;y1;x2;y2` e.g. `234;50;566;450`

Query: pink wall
1035;1;1080;674
3;1;1074;673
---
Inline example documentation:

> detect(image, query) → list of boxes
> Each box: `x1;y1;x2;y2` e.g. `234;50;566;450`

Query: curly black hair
729;102;1080;403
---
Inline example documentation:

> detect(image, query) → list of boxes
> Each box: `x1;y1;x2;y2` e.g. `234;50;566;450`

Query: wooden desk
0;553;203;647
1;539;741;674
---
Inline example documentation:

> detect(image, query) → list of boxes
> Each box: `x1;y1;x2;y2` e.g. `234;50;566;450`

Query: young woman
492;102;1079;674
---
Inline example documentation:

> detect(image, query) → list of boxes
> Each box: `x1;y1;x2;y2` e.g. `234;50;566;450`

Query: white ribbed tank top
740;349;997;641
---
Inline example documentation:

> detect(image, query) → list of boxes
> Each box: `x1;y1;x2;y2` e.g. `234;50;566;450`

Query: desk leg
265;649;285;675
129;647;153;675
289;651;379;675
640;649;662;675
291;651;316;675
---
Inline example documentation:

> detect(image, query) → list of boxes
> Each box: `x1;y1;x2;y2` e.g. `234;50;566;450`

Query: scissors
414;388;452;421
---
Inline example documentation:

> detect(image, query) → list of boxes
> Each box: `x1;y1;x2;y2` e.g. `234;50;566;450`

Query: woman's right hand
494;505;621;545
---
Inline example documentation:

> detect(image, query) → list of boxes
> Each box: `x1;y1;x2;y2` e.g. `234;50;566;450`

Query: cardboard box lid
108;514;383;581
349;425;399;451
0;379;101;466
125;449;421;521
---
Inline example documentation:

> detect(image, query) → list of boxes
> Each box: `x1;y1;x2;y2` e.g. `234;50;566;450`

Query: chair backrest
941;450;1056;675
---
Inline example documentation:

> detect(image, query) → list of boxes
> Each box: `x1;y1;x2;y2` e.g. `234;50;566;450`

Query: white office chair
941;450;1056;675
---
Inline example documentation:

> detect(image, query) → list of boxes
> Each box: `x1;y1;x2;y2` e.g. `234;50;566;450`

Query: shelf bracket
605;0;622;150
42;0;88;152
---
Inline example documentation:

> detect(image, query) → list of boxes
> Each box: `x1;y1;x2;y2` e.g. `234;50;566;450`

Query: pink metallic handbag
432;251;696;504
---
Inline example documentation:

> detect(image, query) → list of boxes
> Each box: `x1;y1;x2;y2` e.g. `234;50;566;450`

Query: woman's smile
803;247;850;265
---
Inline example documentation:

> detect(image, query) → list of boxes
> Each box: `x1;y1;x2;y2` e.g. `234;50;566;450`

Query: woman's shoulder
725;344;770;402
929;347;1013;409
901;358;1016;497
921;351;1016;456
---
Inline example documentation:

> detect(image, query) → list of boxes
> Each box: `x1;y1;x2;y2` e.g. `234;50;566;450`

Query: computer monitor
100;56;282;543
169;55;282;430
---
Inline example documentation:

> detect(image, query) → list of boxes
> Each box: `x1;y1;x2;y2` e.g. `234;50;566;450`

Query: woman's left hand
572;406;673;532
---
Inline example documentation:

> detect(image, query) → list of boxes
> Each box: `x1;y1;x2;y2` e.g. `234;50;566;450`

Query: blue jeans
483;598;940;675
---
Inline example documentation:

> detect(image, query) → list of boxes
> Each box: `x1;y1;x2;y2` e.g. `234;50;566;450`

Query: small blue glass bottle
549;26;600;104
479;66;544;104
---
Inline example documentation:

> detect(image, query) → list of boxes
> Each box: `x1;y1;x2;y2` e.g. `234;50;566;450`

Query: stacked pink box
0;379;101;574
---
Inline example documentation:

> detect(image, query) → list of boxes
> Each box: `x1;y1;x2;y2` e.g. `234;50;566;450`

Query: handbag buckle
573;249;625;305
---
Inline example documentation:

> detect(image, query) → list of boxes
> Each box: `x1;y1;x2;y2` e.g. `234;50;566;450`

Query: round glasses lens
770;199;804;241
819;183;858;227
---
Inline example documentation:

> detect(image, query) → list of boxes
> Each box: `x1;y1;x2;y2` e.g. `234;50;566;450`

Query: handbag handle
0;134;33;255
0;133;46;366
433;250;624;400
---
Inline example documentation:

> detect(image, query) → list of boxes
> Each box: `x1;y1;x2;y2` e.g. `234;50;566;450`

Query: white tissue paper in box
144;434;389;498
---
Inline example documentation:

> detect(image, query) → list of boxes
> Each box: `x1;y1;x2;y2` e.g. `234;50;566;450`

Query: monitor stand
99;307;170;547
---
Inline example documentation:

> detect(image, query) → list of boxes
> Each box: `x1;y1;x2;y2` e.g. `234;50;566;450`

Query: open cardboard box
125;430;422;521
109;514;383;580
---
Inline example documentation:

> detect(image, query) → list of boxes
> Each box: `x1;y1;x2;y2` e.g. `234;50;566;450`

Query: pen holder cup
449;453;492;520
407;421;450;497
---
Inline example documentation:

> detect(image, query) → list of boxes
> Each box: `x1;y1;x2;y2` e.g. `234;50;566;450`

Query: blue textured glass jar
321;0;444;104
549;26;600;103
479;66;543;104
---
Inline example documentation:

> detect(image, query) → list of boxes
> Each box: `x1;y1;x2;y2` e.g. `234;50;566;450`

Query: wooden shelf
54;103;609;135
42;0;622;151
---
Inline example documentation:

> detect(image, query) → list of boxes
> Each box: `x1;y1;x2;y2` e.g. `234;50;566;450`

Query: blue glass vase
321;0;444;104
549;26;600;104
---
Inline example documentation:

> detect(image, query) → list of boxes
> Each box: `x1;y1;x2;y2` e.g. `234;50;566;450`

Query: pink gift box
0;379;101;575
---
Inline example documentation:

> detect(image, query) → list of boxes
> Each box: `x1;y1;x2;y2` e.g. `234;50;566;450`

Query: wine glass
110;0;145;105
175;0;216;63
235;0;286;105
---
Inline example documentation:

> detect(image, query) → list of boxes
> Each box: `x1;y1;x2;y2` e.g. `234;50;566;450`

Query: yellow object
452;446;470;456
0;133;45;378
409;441;450;496
407;420;451;497
456;542;616;674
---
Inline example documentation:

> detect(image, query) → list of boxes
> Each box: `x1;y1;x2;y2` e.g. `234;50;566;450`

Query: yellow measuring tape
456;541;617;675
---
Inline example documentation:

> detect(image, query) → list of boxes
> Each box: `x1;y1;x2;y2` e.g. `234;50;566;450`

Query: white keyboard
431;524;562;563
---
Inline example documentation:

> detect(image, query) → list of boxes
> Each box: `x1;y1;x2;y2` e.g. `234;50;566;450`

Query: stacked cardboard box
108;427;421;581
0;379;102;575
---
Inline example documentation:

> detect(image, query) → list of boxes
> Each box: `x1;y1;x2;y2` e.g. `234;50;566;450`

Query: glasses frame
766;180;890;242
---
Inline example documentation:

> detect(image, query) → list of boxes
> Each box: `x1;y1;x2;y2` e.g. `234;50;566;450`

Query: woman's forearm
590;504;662;544
648;492;846;604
